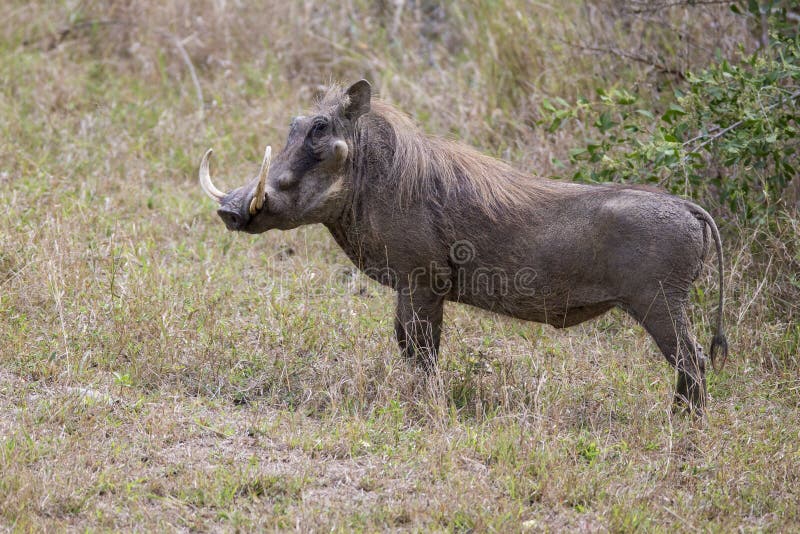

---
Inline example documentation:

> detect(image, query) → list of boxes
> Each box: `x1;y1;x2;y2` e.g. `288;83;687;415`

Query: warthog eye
303;117;332;160
310;117;329;137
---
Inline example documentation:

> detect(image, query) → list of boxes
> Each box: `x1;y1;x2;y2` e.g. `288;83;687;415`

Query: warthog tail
691;205;729;370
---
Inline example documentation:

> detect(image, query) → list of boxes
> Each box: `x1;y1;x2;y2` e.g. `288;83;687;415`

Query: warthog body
199;80;727;414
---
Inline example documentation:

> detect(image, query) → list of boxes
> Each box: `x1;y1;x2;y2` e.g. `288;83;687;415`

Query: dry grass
1;1;798;531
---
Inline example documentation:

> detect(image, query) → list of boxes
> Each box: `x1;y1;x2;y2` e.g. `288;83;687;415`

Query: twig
680;125;723;147
564;40;686;80
737;254;772;326
167;32;205;118
626;0;734;15
759;8;770;50
47;252;71;364
192;419;230;439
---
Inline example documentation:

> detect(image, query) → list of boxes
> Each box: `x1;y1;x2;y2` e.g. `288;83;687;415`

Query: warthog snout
217;207;246;230
198;146;272;232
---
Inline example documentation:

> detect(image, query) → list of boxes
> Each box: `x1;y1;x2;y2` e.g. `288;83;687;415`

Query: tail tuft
710;333;729;371
692;204;728;373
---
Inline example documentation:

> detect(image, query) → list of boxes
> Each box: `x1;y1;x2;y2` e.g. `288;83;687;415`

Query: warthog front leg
674;345;707;415
395;288;444;373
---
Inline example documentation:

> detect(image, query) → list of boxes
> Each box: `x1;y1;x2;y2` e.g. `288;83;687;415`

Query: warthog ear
344;79;371;121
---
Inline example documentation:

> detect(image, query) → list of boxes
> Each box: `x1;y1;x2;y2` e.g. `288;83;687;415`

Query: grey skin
199;79;728;415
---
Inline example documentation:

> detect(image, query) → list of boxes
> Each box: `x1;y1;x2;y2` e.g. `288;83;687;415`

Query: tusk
249;145;272;215
199;149;226;202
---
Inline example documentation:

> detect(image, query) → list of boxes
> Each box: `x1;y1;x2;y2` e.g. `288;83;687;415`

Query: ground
1;1;798;531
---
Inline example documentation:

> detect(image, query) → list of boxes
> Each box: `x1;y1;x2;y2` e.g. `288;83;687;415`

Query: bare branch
626;1;736;15
564;40;686;80
168;32;205;119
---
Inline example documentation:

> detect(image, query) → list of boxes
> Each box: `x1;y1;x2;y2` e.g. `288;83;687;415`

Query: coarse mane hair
316;85;577;219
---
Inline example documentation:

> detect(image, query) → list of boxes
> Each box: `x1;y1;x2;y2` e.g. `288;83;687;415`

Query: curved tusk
199;149;226;202
249;145;272;215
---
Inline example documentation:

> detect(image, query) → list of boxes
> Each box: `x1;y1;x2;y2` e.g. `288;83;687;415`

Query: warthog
199;80;727;414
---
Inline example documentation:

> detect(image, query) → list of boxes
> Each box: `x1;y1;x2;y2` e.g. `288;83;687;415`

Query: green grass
1;1;798;531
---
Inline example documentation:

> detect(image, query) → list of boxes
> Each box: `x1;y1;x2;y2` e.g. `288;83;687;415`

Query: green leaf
661;104;687;124
613;89;637;105
595;112;617;133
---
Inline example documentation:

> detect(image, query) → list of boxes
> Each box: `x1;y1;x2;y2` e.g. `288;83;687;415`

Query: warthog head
198;80;372;233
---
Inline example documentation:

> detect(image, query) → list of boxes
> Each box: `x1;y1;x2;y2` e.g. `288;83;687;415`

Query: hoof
674;371;707;417
672;395;705;418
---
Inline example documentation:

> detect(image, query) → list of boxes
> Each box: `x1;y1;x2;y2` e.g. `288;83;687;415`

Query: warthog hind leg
625;298;707;415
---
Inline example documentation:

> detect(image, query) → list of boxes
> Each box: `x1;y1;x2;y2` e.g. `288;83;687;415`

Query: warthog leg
395;287;444;373
673;343;707;415
628;297;707;415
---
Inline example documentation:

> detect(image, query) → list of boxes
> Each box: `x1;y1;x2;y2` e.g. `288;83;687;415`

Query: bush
543;11;800;224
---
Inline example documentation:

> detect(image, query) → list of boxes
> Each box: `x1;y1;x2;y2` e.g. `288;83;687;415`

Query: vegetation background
1;0;798;530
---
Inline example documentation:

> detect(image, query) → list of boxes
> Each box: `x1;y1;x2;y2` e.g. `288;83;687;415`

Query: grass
1;0;799;531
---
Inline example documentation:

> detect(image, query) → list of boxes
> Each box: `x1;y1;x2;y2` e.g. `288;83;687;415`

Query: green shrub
544;18;799;224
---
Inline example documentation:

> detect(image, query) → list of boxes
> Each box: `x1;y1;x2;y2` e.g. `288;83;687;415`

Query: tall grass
1;1;797;530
